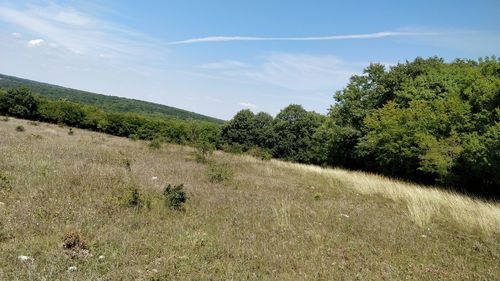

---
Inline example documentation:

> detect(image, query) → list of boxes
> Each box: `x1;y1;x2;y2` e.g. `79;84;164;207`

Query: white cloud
12;32;21;38
169;31;438;45
238;102;258;109
27;39;44;47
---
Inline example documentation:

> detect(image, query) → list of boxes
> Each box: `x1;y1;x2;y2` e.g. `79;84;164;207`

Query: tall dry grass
271;161;500;236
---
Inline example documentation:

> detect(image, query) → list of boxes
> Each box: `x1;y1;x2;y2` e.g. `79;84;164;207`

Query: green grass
0;118;498;280
0;73;224;124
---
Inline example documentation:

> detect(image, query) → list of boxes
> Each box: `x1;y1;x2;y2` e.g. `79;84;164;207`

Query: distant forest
0;74;224;124
1;57;498;197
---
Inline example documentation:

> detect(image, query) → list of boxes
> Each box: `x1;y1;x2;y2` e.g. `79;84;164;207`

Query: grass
0;118;499;280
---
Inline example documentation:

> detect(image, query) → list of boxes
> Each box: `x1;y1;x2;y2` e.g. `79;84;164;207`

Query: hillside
0;118;498;280
0;74;224;124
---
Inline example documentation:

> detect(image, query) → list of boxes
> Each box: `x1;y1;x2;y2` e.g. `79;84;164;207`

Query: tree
273;105;324;163
221;109;256;150
0;88;39;119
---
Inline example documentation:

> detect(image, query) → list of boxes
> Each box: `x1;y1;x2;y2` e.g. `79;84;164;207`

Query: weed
0;172;12;192
0;116;9;122
207;163;234;183
15;125;25;132
163;183;187;210
122;184;144;208
314;193;322;201
68;128;74;135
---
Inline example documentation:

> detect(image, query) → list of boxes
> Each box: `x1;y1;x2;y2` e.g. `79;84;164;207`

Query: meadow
0;118;499;280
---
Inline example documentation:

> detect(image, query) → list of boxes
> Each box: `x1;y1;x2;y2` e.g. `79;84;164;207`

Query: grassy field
0;118;499;280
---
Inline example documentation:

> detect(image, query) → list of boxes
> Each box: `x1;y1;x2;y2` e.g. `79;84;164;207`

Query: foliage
0;88;39;119
15;125;25;132
163;183;187;210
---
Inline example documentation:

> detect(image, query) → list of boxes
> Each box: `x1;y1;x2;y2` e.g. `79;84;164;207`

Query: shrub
121;184;144;208
148;138;162;150
163;184;187;210
68;128;74;135
195;141;214;163
15;125;25;132
207;164;234;183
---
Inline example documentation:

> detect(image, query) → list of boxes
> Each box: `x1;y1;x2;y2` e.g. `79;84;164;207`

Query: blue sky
0;0;499;119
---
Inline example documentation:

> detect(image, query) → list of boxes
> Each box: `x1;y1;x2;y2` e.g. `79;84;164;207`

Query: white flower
18;255;32;262
421;234;427;238
340;214;349;218
151;176;158;180
98;255;105;260
68;266;77;272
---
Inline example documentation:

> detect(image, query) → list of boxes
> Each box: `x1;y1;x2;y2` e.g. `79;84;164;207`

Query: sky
0;0;499;120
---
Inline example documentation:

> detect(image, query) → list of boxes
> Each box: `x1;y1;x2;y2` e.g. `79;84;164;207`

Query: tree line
0;88;221;145
221;57;500;197
1;56;498;197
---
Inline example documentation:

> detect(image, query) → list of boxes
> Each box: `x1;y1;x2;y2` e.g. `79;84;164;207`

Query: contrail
168;31;438;45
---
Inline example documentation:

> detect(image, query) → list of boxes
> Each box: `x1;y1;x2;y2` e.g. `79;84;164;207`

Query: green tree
273;105;324;163
0;88;39;119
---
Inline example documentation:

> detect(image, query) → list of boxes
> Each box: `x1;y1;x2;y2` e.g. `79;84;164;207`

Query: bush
194;141;214;163
15;125;25;132
121;184;144;208
207;164;234;183
68;128;74;135
163;184;187;210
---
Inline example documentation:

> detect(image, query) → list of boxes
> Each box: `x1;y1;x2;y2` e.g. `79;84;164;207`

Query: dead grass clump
15;125;25;132
63;229;90;258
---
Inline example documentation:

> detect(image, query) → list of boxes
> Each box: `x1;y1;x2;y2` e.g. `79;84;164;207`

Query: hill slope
0;118;498;280
0;73;224;124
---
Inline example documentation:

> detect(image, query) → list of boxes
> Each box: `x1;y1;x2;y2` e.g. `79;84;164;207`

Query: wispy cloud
169;31;438;45
200;54;361;91
198;60;249;70
238;102;258;109
0;3;166;61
